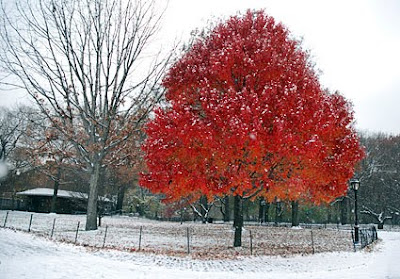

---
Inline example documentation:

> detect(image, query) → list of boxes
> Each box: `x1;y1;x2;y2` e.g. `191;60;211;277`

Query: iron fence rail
352;226;378;250
359;226;378;248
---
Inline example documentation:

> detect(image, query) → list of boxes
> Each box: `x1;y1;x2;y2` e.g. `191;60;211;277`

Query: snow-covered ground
1;227;399;278
0;211;355;258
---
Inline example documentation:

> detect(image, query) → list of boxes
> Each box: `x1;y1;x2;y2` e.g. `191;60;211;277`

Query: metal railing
352;226;378;250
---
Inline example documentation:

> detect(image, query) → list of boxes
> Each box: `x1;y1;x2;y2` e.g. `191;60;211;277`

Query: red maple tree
141;10;364;246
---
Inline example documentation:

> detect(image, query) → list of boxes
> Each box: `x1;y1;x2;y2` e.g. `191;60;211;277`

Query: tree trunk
233;195;243;247
200;195;208;223
327;205;332;223
223;195;230;222
259;198;269;223
275;201;282;225
116;185;127;214
12;189;16;211
50;167;62;213
243;199;250;221
340;198;348;225
291;200;299;227
86;163;101;231
264;202;270;223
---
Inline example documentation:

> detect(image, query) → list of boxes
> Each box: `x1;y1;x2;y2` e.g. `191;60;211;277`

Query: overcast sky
1;0;399;134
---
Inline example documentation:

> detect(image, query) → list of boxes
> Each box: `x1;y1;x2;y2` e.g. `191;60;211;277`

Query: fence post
74;221;80;244
250;230;253;256
310;230;315;254
28;214;33;232
3;211;9;228
139;226;143;250
102;226;108;248
50;218;56;238
186;227;190;254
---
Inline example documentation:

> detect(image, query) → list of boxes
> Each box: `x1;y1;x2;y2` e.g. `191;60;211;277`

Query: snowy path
0;228;399;279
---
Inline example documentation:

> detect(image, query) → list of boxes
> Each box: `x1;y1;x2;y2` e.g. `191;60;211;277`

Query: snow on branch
360;205;392;224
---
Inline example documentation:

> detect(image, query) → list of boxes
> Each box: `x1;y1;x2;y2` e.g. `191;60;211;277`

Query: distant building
0;195;27;211
16;188;113;214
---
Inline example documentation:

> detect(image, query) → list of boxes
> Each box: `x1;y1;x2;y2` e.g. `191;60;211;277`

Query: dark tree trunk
233;195;243;247
264;202;270;223
275;201;282;225
11;189;16;211
86;163;100;231
200;195;208;223
327;205;332;223
340;198;348;225
116;185;127;214
50;167;62;213
243;199;250;221
291;200;299;227
259;198;270;223
223;195;230;222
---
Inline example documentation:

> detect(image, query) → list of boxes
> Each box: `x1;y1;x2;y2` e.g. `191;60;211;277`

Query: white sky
1;0;399;134
160;0;400;135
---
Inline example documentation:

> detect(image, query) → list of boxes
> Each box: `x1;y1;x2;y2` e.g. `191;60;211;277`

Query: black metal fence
352;226;378;250
360;226;378;248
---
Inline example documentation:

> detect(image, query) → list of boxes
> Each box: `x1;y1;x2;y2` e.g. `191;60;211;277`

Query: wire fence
0;210;374;258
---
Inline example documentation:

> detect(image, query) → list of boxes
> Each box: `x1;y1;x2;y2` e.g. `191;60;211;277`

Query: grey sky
1;0;399;134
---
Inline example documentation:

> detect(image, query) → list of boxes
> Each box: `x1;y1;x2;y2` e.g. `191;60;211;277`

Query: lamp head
350;178;360;191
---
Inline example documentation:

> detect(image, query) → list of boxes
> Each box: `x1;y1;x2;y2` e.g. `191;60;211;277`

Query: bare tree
0;0;172;230
0;107;29;181
21;110;77;213
355;132;400;226
190;196;214;223
360;205;393;229
215;195;230;222
0;108;22;164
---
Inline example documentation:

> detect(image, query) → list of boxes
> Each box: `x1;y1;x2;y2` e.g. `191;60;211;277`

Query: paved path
1;228;399;278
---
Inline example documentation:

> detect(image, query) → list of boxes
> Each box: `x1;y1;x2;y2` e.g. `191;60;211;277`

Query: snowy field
1;227;400;278
0;210;355;258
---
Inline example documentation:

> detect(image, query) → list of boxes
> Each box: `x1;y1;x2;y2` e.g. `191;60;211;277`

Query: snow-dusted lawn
0;210;354;258
1;227;399;278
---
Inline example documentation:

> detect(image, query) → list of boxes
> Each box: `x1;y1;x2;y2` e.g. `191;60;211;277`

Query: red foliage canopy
141;10;364;204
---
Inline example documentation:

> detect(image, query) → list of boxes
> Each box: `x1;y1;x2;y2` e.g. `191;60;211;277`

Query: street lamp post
350;178;360;243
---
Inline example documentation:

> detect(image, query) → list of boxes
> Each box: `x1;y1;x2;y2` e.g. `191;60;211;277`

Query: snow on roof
17;188;87;200
16;188;111;202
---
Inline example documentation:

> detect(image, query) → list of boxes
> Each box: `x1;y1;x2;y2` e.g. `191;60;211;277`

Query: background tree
0;107;24;177
258;198;270;223
0;0;171;230
0;106;29;207
22;111;77;213
355;133;400;227
104;124;146;214
291;200;299;226
141;10;364;246
216;195;231;222
189;195;214;223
